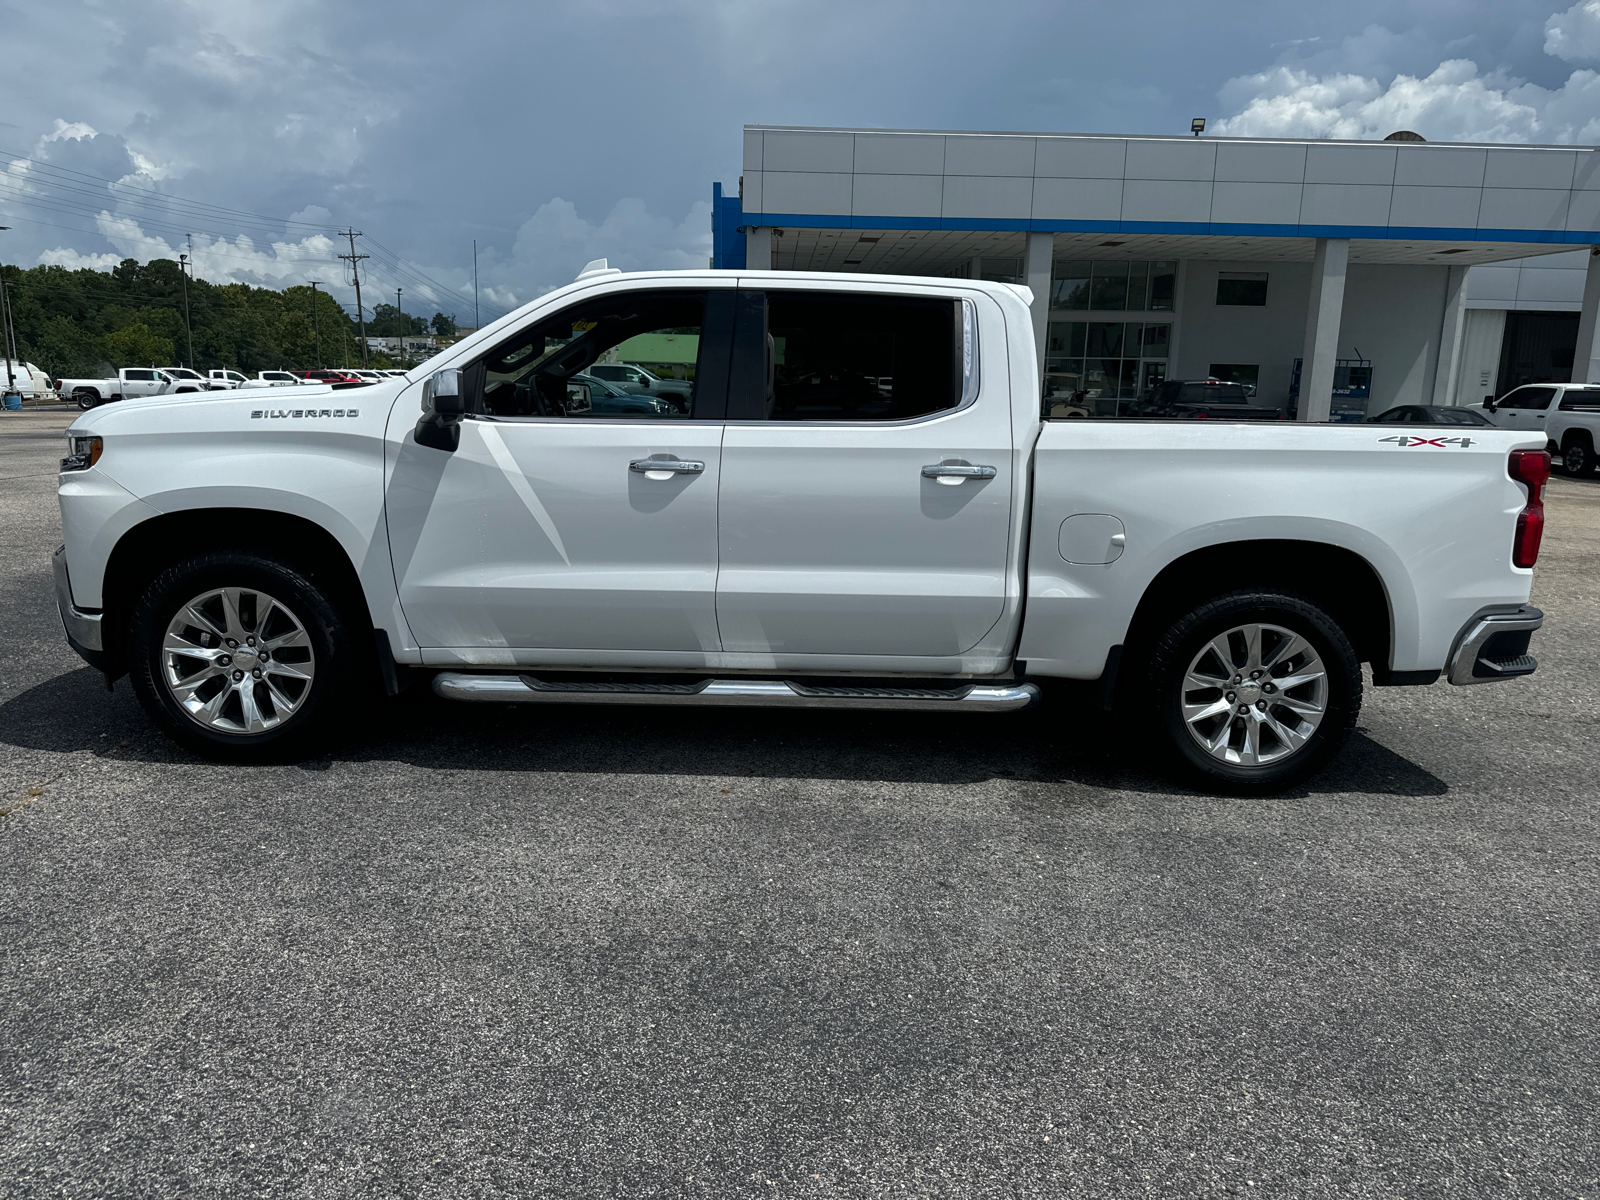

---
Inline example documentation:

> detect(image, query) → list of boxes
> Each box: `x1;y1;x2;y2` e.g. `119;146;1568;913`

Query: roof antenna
576;258;623;281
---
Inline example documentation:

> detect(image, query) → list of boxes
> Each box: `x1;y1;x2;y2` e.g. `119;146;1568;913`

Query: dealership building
711;125;1600;418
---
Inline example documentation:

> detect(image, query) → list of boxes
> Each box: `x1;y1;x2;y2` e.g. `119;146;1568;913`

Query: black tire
128;551;364;762
75;390;99;410
1562;435;1595;478
1147;590;1362;795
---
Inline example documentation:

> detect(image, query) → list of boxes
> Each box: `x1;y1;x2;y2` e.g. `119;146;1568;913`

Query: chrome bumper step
433;673;1040;712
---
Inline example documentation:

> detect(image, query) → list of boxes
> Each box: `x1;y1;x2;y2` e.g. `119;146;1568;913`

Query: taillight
1509;449;1550;568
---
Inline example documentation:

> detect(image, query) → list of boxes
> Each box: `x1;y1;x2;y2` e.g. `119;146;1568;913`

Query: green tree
431;312;457;337
26;316;104;378
104;323;175;368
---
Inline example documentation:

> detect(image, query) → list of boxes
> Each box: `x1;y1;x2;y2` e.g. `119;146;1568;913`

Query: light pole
178;250;195;367
0;226;16;400
307;281;324;367
395;286;403;363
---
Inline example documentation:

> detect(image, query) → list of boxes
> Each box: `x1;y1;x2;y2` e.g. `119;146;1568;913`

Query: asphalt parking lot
1;408;1596;1199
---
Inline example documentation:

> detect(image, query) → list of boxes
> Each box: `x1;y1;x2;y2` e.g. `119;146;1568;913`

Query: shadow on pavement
0;667;1449;798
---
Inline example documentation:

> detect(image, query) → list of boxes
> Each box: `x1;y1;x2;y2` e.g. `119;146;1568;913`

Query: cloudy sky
3;0;1599;323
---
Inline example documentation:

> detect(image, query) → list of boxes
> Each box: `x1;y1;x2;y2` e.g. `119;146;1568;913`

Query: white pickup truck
53;269;1548;793
60;367;209;409
1480;381;1600;476
207;369;304;389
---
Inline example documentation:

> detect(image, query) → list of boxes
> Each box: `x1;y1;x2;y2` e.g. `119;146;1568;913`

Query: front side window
734;291;965;422
469;290;711;419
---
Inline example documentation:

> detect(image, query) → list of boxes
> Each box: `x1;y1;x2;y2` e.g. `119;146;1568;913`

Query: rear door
715;285;1015;659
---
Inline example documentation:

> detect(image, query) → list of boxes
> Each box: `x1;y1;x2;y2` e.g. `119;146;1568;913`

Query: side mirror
415;367;465;452
423;367;464;416
1482;395;1496;410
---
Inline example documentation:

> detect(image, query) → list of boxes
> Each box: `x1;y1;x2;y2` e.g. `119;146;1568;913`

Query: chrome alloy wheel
1180;622;1328;767
161;587;315;734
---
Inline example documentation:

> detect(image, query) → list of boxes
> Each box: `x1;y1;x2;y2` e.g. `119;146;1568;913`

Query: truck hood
66;379;400;437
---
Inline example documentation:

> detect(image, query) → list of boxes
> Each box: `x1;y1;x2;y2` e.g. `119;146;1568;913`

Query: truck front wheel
127;551;362;762
1147;590;1362;794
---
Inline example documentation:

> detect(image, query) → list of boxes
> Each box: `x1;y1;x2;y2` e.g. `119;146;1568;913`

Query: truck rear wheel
1562;434;1595;478
1147;590;1362;794
127;551;362;762
75;390;100;410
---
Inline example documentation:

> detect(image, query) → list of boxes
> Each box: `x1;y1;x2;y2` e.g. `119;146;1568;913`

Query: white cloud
473;197;715;310
42;119;99;144
1546;1;1600;62
1213;24;1600;144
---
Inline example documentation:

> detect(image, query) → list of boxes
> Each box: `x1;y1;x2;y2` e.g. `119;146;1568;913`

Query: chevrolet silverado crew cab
54;269;1549;793
1482;381;1600;476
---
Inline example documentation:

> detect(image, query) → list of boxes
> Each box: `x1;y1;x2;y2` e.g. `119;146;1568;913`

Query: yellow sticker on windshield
571;321;598;332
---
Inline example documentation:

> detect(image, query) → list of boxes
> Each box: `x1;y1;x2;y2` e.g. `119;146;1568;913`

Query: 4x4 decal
1379;435;1475;448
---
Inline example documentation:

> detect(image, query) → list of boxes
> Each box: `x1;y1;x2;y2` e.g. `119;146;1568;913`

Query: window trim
725;290;981;427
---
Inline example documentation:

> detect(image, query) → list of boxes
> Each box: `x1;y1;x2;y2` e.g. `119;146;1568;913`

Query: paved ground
1;408;1595;1199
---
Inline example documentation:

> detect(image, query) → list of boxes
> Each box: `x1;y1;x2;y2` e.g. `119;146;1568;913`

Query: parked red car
297;369;370;385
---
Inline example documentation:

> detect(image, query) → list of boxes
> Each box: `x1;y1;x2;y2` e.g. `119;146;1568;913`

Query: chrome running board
433;673;1039;712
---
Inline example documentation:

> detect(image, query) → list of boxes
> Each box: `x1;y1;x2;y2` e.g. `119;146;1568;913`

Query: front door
715;286;1015;659
386;285;732;654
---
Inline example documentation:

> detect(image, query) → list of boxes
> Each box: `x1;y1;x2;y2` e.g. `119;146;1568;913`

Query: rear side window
731;291;969;421
1560;387;1600;412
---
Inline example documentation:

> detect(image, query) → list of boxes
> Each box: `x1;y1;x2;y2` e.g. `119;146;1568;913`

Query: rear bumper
53;544;106;671
1445;605;1543;685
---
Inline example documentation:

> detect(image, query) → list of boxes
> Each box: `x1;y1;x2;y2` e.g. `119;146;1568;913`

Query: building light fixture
1191;117;1206;136
1098;240;1126;247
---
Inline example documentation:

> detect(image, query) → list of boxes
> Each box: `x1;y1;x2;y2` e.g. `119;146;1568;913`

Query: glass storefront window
1051;260;1179;312
1051;261;1092;310
1089;263;1128;311
1042;319;1171;415
1149;261;1176;311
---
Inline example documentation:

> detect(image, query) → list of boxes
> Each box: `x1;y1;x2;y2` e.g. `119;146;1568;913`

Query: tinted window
1559;387;1600;411
470;290;711;419
1216;272;1268;306
126;370;154;381
742;292;964;422
1503;386;1556;409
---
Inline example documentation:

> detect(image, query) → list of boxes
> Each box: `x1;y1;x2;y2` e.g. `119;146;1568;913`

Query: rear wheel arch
100;508;376;681
1121;540;1392;679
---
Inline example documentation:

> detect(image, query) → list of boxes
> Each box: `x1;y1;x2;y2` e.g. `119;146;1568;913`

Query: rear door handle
922;463;997;480
630;458;704;475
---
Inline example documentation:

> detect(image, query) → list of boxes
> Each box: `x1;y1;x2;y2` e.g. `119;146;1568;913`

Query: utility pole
178;234;195;367
307;281;324;367
338;229;370;366
395;286;403;362
0;226;15;396
472;239;479;331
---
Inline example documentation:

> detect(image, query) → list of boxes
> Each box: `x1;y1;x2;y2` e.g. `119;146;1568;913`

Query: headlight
61;435;103;472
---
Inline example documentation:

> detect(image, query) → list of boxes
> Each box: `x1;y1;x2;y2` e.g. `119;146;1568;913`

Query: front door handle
922;463;997;484
630;458;704;475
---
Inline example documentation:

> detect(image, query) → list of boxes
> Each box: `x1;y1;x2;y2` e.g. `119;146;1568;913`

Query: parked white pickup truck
60;367;208;409
54;270;1549;793
207;369;304;389
1481;381;1600;476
